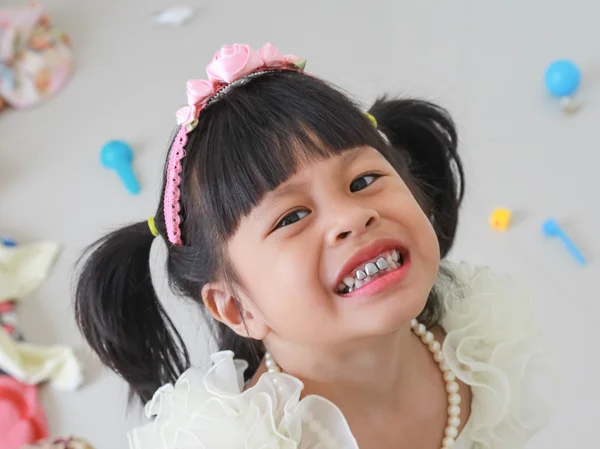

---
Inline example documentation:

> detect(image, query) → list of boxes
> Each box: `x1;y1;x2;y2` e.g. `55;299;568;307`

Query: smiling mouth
336;249;407;295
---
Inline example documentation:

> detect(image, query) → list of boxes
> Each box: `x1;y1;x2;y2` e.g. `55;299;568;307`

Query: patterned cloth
0;3;73;111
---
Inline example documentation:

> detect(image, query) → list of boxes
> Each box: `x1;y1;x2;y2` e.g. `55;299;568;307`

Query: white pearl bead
442;436;456;447
422;331;434;343
410;319;418;328
444;371;456;382
434;351;445;363
446;381;459;394
415;324;426;336
268;366;281;373
440;361;450;372
429;341;441;352
448;393;461;405
448;416;461;428
265;359;277;369
448;405;461;417
445;425;458;438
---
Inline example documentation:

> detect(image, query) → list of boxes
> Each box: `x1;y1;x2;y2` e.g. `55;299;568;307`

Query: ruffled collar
441;262;554;449
129;351;359;448
129;262;553;449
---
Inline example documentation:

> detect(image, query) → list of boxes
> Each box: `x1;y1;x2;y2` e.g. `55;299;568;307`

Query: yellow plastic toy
489;208;512;231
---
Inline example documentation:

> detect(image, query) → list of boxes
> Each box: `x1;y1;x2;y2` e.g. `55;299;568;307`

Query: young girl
75;43;552;449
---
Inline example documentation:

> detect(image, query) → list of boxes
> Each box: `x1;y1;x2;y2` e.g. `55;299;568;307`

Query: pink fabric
0;376;48;449
163;43;306;245
175;104;197;127
186;79;215;105
206;44;264;84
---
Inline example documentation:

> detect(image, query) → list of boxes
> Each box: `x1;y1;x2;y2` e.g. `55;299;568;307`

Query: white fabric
0;241;83;390
0;242;60;301
0;326;83;390
129;262;554;449
442;262;555;449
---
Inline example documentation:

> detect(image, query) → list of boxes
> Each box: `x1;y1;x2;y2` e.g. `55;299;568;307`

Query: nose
325;201;380;246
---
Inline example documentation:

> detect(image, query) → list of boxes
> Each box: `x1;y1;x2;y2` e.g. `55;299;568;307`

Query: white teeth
338;249;407;294
376;257;389;270
365;262;378;276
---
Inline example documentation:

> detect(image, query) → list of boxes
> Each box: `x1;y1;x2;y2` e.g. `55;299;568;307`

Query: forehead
252;146;384;210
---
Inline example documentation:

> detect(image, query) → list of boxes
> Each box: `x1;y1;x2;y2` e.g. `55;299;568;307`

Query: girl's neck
263;325;427;410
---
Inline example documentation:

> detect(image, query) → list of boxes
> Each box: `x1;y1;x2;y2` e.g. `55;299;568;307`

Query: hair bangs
181;71;386;241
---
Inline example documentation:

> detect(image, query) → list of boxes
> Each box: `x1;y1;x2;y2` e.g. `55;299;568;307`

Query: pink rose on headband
186;79;215;105
0;376;48;449
176;105;197;127
258;43;300;66
206;44;265;83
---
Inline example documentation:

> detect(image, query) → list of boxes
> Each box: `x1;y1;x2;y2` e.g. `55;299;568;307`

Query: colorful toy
489;208;512;231
544;60;581;113
100;140;140;195
542;218;587;266
0;237;16;247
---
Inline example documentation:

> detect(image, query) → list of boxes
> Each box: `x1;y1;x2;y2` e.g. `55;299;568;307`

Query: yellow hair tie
365;112;377;128
147;217;159;237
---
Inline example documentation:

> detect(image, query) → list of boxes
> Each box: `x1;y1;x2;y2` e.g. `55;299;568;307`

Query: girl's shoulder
439;261;556;449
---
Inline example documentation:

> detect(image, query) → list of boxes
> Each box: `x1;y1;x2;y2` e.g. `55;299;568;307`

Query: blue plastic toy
0;237;16;247
100;140;140;195
544;60;581;98
542;218;586;266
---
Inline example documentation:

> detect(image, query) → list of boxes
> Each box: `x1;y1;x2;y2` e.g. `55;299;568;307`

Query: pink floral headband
163;43;306;245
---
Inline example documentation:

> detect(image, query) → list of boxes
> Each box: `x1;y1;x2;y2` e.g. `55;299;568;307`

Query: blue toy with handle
542;218;586;266
100;140;141;195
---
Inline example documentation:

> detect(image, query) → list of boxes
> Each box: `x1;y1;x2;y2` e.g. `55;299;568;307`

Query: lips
333;239;409;294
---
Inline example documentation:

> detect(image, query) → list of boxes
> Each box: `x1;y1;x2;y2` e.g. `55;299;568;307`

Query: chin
347;283;433;337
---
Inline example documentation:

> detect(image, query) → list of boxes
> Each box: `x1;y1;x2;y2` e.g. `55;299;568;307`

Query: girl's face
225;146;440;345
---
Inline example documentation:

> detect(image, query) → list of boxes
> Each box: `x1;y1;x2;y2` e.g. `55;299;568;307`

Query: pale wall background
1;0;598;447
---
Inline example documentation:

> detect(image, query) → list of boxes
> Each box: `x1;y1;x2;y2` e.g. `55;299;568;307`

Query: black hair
75;70;464;403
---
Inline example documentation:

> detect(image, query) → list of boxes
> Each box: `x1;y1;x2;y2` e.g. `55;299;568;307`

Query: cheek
229;236;330;331
409;203;441;285
392;189;440;268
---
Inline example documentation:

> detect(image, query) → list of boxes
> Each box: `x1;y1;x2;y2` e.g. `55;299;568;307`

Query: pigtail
75;221;190;403
368;98;465;257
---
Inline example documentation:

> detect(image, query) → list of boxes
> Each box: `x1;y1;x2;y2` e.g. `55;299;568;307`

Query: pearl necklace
264;319;462;449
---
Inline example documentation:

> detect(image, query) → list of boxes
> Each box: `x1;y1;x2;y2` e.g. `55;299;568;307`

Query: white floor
1;0;598;448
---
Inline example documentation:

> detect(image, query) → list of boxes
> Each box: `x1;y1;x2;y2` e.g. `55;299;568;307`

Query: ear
201;281;269;340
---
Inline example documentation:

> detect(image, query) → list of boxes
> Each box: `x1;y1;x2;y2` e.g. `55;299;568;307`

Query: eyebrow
255;147;369;220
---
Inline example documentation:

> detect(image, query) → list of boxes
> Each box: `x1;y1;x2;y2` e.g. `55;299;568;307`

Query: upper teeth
339;250;403;292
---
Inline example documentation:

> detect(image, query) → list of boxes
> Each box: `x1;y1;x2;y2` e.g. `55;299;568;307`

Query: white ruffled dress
128;263;555;449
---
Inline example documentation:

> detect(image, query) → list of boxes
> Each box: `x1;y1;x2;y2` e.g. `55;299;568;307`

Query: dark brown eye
276;210;310;229
350;174;380;192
